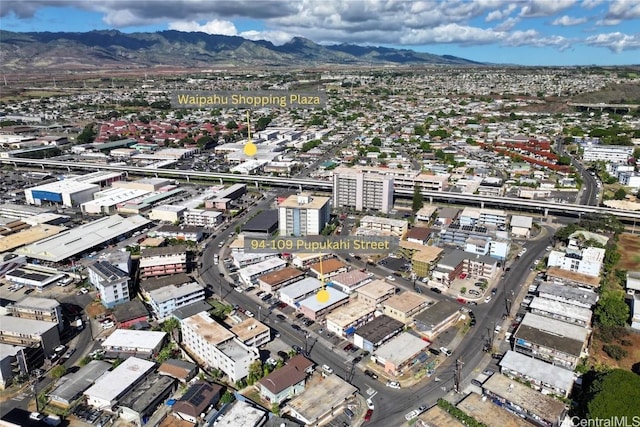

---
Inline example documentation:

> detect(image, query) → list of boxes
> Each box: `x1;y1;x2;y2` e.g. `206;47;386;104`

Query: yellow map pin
243;111;257;157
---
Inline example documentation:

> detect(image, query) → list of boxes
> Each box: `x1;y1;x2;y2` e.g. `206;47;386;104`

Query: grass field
618;233;640;271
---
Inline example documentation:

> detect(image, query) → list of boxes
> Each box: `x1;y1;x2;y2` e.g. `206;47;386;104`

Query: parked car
322;364;334;374
386;380;401;389
364;370;378;379
405;410;420;421
439;347;452;357
471;379;483;387
364;409;373;422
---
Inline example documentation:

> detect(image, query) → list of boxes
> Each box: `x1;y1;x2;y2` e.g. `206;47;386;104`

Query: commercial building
382;291;431;324
482;373;567;427
353;315;404;352
119;374;176;427
499;351;575;398
180;312;259;383
528;297;593;327
239;257;286;286
0;224;65;253
7;297;63;332
510;215;533;238
358;216;408;237
257;267;305;292
326;301;376;337
286;372;358;426
84;357;155;410
154;224;203;242
101;330;166;360
16;214;150;263
87;260;130;308
332;167;394;213
413;300;462;339
279;277;323;308
355;279;396;307
139;246;189;278
278;193;331;237
328;270;372;294
513;313;589;369
4;265;64;291
241;209;279;236
0;317;60;356
80;187;150;215
183;209;223;228
372;332;429;375
148;205;186;223
25;180;99;207
48;360;111;408
147;281;205;321
297;287;350;321
257;355;314;405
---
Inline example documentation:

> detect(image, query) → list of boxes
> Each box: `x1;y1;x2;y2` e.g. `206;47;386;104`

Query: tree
50;365;67;379
371;136;382;146
161;317;180;334
595;291;630;327
613;188;627;200
584;369;640;418
247;360;264;385
412;184;424;212
271;403;281;416
221;390;235;404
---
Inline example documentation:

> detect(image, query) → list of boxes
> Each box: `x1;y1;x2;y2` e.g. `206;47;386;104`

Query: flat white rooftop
239;257;286;278
280;277;323;301
298;286;349;312
500;350;575;392
374;332;429;366
84;357;154;403
148;281;203;303
26;179;98;194
101;329;166;351
16;214;150;262
82;188;150;209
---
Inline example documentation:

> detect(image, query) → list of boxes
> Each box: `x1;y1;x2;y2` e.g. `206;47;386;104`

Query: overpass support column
299;184;302;192
429;196;433;204
186;175;190;182
67;166;71;172
220;178;223;185
155;173;158;178
255;181;259;189
544;208;549;217
480;201;485;208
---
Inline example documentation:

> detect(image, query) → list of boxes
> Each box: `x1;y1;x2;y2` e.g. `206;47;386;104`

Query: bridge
3;157;640;221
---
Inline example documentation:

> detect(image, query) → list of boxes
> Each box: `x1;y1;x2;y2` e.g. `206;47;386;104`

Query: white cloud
399;23;502;45
240;30;294;45
596;18;622;26
585;32;640;53
168;19;238;36
581;0;604;9
519;0;577;17
552;15;587;26
494;16;519;31
485;4;516;22
605;0;640;20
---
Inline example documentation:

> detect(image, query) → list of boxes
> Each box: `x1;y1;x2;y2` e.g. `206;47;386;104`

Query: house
406;227;432;245
257;354;314;404
172;381;223;424
158;359;198;383
112;299;151;329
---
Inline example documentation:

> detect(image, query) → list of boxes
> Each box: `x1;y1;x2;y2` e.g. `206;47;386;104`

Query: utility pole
454;359;463;393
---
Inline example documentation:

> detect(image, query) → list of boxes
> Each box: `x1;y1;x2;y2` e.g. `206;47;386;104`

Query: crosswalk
11;392;29;402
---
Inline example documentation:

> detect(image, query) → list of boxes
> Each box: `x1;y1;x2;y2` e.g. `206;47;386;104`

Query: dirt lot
617;233;640;271
590;331;640;371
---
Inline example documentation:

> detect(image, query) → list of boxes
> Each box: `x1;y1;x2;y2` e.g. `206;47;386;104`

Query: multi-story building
154;225;203;242
88;260;130;308
183;209;223;228
6;297;63;332
547;248;604;277
382;291;431;324
139;246;189;278
513;313;589;369
355;280;396;307
463;254;499;280
278;193;331;237
147;281;205;321
0;317;60;356
332;168;393;213
180;312;258;383
229;318;271;348
326;302;376;337
353;314;404;352
582;145;633;163
499;350;575;398
528;297;593;327
358;216;408;237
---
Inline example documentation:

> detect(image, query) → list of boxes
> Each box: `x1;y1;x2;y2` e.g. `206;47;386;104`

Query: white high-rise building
333;168;394;213
87;260;130;308
278;193;330;237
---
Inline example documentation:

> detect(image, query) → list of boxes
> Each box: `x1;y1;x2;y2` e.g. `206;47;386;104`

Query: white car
245;310;254;318
366;398;375;410
405;410;420;421
322;364;334;374
484;296;492;303
439;347;452;357
386;275;396;281
385;380;401;389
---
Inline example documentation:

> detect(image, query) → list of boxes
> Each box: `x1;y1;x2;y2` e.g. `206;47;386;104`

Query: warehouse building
353;315;404;352
80;187;151;215
25;180;99;207
48;360;111;408
84;357;155;410
297;287;350;321
326;301;376;337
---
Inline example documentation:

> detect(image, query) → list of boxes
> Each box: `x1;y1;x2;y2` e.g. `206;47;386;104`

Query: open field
618;233;640;271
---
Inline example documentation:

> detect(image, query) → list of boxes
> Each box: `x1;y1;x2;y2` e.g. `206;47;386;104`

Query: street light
258;305;262;322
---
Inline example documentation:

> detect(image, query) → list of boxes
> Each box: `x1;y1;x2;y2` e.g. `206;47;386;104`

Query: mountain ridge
0;29;484;71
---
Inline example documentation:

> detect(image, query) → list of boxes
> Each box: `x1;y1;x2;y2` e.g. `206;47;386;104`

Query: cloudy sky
1;0;639;66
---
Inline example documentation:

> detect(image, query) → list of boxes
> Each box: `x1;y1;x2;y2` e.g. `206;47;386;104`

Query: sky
1;0;639;66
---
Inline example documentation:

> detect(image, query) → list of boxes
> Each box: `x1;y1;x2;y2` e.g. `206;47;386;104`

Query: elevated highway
4;157;640;221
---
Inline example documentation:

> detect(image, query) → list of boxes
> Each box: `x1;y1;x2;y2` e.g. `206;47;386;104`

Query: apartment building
0;317;60;356
180;312;259;383
183;209;223;228
582;145;633;163
332;167;393;213
355;280;396;307
499;350;575;398
88;260;130;308
325;302;376;337
382;291;431;324
278;193;331;237
547;247;604;277
6;297;63;332
147;281;205;321
358;216;408;237
139;246;189;278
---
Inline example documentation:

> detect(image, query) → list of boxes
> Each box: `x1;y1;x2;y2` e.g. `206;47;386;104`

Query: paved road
556;138;599;206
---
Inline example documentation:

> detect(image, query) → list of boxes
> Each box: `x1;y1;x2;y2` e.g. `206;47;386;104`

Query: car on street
483;369;495;376
471;379;483;387
386;275;395;281
344;343;353;351
322;364;334;374
405;410;420;421
364;370;378;379
291;324;302;331
439;347;452;357
352;356;362;364
292;345;303;353
276;314;286;321
386;380;401;389
366;399;375;410
364;409;373;422
484;296;492;303
430;287;442;294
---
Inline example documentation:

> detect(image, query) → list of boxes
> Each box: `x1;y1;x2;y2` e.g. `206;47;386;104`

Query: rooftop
330;270;371;287
482;373;567;421
257;267;305;286
414;300;461;327
148;281;204;304
384;291;431;314
500;350;575;392
279;194;330;210
102;329;166;351
229;318;270;343
297;286;349;312
257;356;311;394
456;392;529;427
413;247;444;264
529;296;593;323
536;282;599;307
0;224;66;253
354;314;404;344
182;312;234;345
140;273;192;292
0;316;58;336
325;301;376;328
286;372;357;424
239;257;286;277
84;357;155;403
416;405;465;427
374;332;429;366
356;279;396;301
515;313;589;356
308;258;346;275
546;267;601;288
26;179;98;194
11;296;61;311
16;215;150;262
215;400;267;427
48;360;111;404
279;277;323;300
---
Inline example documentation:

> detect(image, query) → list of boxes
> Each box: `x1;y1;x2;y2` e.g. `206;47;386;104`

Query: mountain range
0;30;482;71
